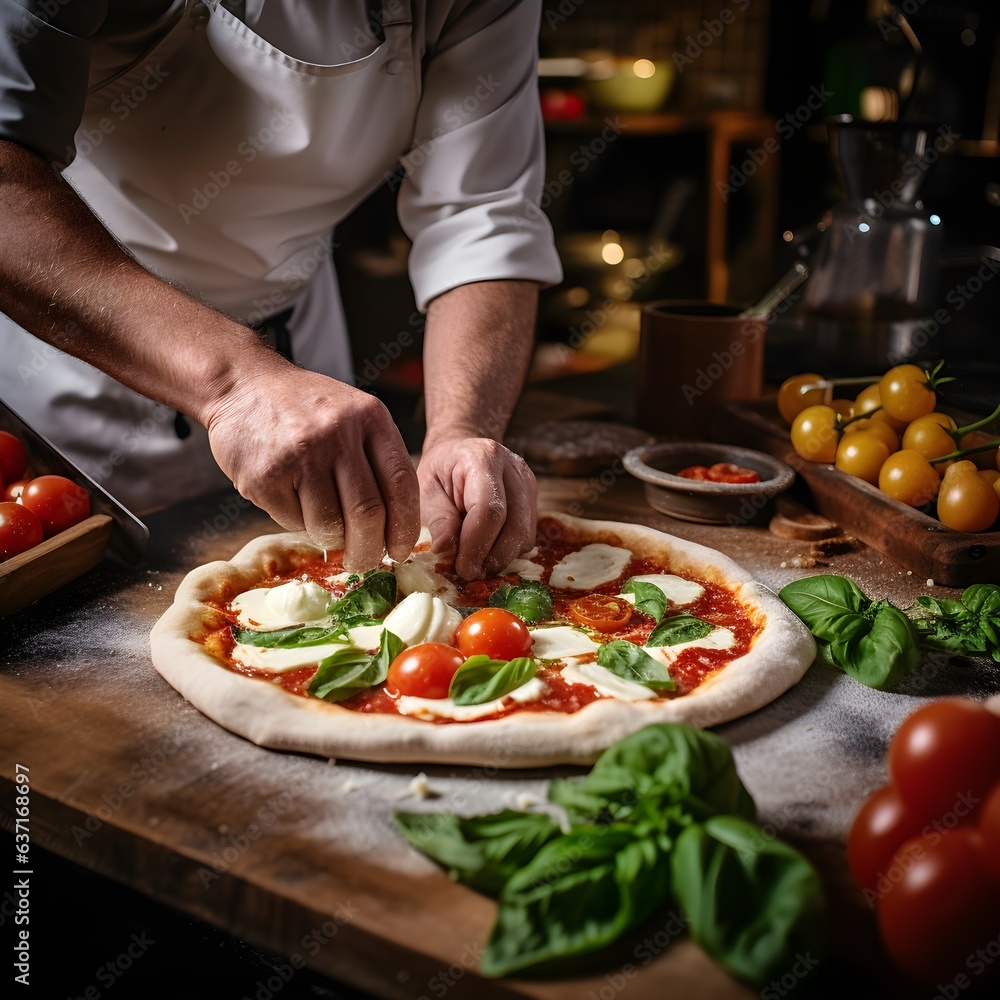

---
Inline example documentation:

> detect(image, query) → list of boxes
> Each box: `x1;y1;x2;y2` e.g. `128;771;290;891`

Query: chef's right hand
204;362;420;571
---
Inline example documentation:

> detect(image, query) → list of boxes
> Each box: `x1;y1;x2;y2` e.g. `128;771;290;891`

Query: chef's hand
205;364;420;570
417;435;537;580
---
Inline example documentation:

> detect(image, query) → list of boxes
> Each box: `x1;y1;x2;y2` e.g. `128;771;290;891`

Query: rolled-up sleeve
398;0;562;311
0;0;106;166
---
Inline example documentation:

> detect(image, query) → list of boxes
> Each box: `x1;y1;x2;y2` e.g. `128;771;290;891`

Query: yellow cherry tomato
879;364;937;422
843;417;899;453
777;372;825;424
959;430;1000;471
791;405;840;463
854;383;907;433
901;413;957;462
878;449;941;507
830;398;855;423
836;431;891;484
937;462;1000;532
979;469;1000;486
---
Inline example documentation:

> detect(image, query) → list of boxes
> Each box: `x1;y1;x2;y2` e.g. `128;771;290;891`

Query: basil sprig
308;629;403;702
621;579;667;622
448;655;538;706
328;569;396;625
647;613;714;647
779;575;918;689
232;623;349;648
906;583;1000;662
596;640;675;692
395;724;825;985
488;579;553;623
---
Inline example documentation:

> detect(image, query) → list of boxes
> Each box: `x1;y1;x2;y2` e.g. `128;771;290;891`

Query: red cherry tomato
3;478;31;502
385;643;465;699
878;828;1000;989
979;783;1000;884
888;698;1000;825
0;502;44;561
19;475;91;538
568;595;634;632
0;431;28;485
454;608;533;661
846;783;925;898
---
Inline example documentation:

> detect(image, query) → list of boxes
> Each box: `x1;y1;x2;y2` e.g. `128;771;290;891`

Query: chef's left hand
417;435;537;580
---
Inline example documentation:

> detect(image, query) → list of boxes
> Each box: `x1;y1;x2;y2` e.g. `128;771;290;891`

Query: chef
0;0;562;577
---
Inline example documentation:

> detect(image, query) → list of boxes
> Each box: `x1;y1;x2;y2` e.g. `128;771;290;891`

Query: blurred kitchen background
336;0;1000;443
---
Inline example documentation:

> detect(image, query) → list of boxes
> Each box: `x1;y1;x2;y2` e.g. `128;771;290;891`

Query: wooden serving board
0;513;113;617
719;401;1000;586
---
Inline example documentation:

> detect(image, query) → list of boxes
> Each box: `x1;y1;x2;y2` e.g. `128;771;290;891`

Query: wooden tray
718;401;1000;587
0;513;113;617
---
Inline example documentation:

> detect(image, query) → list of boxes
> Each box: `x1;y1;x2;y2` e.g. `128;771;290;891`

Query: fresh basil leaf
779;574;870;642
963;583;1000;618
909;584;1000;662
596;640;675;692
448;655;538;706
647;614;713;647
621;579;667;622
394;809;560;898
549;723;755;828
671;816;825;987
307;629;403;702
328;569;396;625
480;826;670;977
826;601;918;689
231;623;349;648
489;579;553;623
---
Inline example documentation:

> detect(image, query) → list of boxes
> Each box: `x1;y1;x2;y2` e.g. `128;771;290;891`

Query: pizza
149;513;815;767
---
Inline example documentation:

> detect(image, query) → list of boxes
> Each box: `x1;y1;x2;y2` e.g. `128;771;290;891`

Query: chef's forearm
421;279;539;447
0;140;274;424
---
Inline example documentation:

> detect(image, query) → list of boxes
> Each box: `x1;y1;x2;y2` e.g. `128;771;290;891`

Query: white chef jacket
0;0;562;511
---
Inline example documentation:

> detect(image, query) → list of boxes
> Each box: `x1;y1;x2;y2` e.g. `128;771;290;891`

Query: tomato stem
951;400;1000;440
837;406;883;432
930;437;1000;464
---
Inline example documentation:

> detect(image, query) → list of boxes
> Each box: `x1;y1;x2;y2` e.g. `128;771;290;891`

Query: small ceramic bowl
622;442;795;525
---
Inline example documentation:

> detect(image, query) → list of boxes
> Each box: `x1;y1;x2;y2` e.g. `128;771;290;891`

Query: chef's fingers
481;457;537;576
366;434;420;563
420;466;462;563
332;442;394;572
293;471;346;552
452;441;519;580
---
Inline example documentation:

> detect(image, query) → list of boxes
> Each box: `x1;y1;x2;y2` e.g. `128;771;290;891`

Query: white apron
0;0;419;512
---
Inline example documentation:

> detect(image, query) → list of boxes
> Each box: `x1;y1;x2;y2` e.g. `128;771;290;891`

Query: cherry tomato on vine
776;372;825;424
2;478;30;502
835;431;890;484
454;608;533;660
830;398;855;422
0;501;43;561
20;475;91;538
877;828;1000;989
878;450;940;507
385;643;465;699
900;412;956;462
0;431;28;485
842;417;898;453
887;698;1000;824
879;364;937;422
790;405;840;463
568;595;634;632
959;429;999;471
936;461;1000;532
847;783;925;897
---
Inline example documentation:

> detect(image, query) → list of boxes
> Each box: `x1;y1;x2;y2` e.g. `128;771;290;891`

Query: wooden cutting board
718;401;1000;586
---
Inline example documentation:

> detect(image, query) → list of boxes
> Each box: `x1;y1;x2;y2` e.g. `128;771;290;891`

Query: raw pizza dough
150;513;815;766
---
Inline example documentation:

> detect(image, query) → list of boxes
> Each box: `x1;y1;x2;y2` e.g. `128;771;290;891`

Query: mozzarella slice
503;547;544;582
527;625;601;659
231;580;332;630
382;592;463;646
231;641;349;673
560;660;658;700
549;544;632;590
644;627;736;664
394;677;547;721
393;549;459;601
346;624;385;650
619;574;704;608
